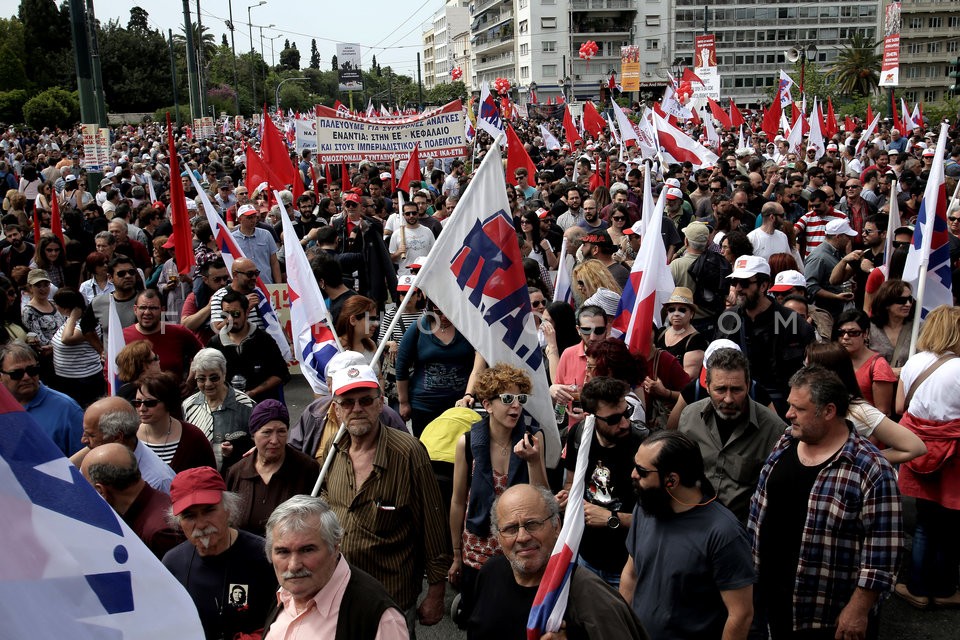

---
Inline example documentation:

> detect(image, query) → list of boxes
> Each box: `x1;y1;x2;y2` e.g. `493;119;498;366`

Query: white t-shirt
847;401;886;439
389;224;435;274
746;227;791;261
899;351;960;421
383;212;403;235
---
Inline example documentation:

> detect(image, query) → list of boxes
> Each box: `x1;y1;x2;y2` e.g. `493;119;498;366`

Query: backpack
689;250;732;316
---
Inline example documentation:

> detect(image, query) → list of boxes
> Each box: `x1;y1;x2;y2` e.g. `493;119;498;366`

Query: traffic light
950;57;960;96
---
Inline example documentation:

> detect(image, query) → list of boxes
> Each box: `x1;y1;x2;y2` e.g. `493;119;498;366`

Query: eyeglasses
236;270;261;278
594;407;631;425
845;185;861;190
333;394;380;408
611;216;626;222
731;278;759;288
577;325;607;335
892;296;914;305
209;275;230;283
132;399;161;408
222;310;244;318
2;364;41;380
892;241;910;249
497;393;529;405
633;464;660;479
498;516;551;538
948;216;960;222
136;305;161;312
709;187;723;192
521;219;533;225
403;212;419;217
195;374;221;384
344;201;358;208
115;269;137;278
837;329;864;338
665;306;689;314
531;299;546;308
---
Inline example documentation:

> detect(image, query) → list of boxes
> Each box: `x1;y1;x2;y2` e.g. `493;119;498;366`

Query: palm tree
173;22;218;63
830;32;882;97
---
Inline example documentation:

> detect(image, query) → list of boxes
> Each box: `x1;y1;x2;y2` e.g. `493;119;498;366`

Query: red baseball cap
343;192;362;204
170;467;226;515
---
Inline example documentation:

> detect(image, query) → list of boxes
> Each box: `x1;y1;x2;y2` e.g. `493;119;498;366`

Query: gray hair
490;485;560;536
87;447;140;489
788;364;850;417
705;348;751;385
264;495;344;556
167;490;243;529
190;348;227;376
95;231;116;246
99;409;140;443
0;342;38;367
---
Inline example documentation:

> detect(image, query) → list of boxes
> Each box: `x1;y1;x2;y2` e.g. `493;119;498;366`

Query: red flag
165;113;195;276
729;99;745;127
790;103;801;128
608;74;616;90
582;101;606;138
688;107;701;125
890;94;902;133
506;124;537;187
844;116;855;134
48;189;65;247
397;143;421;196
917;102;924;130
557;94;565;104
681;68;704;85
32;208;41;246
260;105;296;192
245;145;282;197
761;96;781;140
341;162;351;191
825;98;839;138
546;97;553;105
562;105;582;146
866;104;874;128
708;98;732;129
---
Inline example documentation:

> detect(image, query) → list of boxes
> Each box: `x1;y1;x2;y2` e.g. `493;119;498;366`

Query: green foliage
97;11;173;112
0;18;28;91
279;46;301;72
0;90;30;124
922;98;960;126
427;81;467;104
309;40;320;70
331;54;338;71
835;94;883;120
22;87;79;128
127;7;150;32
18;0;72;91
152;105;192;125
829;32;882;97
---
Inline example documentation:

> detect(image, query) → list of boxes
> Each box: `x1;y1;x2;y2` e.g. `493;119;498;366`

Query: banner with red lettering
880;2;901;87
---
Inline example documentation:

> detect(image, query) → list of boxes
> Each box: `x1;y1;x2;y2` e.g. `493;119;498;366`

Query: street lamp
785;44;818;95
268;34;281;67
276;77;309;112
558;76;572;103
529;81;537;105
259;24;275;106
247;1;266;109
227;0;240;113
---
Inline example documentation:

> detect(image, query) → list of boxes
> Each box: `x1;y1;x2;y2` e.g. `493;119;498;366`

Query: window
541;17;556;29
929;17;943;28
520;66;529;79
543;41;556;52
519;20;528;34
646;39;659;50
948;40;959;52
925;90;938;103
909;17;923;29
542;64;557;77
950;16;960;28
904;91;917;103
519;0;527;7
520;44;529;55
646;16;661;26
926;66;940;77
906;67;921;79
928;41;942;53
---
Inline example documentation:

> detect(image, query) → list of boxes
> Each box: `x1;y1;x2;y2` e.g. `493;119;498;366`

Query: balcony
570;0;636;10
473;0;508;14
571;21;634;36
475;51;515;72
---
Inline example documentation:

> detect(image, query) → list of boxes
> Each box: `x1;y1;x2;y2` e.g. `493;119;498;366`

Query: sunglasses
948;216;960;222
665;306;689;314
2;364;41;380
497;393;529;405
209;275;230;283
892;241;910;249
236;270;261;278
577;325;607;335
132;398;161;408
845;185;861;190
611;216;626;222
709;187;723;192
403;212;419;217
344;201;358;208
892;296;914;305
333;394;380;408
195;374;221;384
731;278;758;288
594;407;631;425
633;464;660;479
531;299;546;308
115;269;137;278
837;329;863;338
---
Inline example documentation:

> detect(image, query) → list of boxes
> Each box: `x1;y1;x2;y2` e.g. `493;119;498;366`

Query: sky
90;0;436;80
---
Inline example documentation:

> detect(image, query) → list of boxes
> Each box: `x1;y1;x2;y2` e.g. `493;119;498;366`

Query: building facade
898;0;960;105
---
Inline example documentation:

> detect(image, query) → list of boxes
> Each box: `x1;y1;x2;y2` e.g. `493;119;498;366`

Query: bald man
210;257;265;332
81;443;183;559
70;396;175;494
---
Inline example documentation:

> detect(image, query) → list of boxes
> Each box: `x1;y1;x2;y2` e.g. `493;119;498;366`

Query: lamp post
558;76;572;103
785;44;818;96
276;76;309;112
247;1;265;109
259;24;275;101
269;35;281;67
227;0;240;114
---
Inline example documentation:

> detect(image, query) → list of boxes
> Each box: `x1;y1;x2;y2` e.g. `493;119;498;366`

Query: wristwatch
606;512;621;529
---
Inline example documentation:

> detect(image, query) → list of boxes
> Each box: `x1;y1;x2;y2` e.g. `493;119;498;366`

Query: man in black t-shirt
563;377;645;586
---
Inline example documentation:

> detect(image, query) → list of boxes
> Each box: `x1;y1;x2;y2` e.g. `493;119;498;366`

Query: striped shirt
748;428;903;631
143;439;180;465
52;324;102;379
323;423;452;610
210;287;263;331
794;210;847;259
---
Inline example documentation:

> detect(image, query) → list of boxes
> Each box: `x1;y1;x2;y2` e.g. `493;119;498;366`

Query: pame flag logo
449;210;542;371
480;95;503;130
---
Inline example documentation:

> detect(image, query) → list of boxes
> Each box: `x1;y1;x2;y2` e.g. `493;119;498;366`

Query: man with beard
714;256;814;417
620;431;754;640
556;186;585;230
469;484;649;640
210;257;263;332
81;255;143;346
830;214;887;311
577;198;608;232
206;290;289;402
321;364;450;635
163;466;277;640
123;289;202;383
0;225;34;274
562;377;644;586
677;348;784;522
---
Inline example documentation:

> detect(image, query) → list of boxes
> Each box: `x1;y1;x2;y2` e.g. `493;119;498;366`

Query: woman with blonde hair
894;305;960;609
572;259;621;305
115;339;162;401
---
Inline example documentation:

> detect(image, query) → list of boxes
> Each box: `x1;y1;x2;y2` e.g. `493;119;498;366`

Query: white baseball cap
825;218;858;237
331;363;381;396
769;269;807;292
727;255;771;279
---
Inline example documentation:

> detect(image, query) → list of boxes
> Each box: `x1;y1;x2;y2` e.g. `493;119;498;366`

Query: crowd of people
2;108;960;640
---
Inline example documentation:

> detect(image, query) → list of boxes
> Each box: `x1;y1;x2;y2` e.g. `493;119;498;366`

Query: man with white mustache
162;466;277;639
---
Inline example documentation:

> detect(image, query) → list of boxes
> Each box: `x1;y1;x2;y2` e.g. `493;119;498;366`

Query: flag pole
908;259;929;359
311;421;346;497
883;178;899;272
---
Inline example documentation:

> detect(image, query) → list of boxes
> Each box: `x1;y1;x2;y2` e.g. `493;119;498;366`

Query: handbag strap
904;353;959;411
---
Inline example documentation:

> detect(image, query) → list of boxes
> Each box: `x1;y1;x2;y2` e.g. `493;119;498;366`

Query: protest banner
880;2;901;87
314;100;467;162
337;43;363;92
295;118;318;154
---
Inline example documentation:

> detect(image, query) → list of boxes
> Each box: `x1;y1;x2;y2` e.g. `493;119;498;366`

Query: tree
310;39;320;69
127;6;150;32
830;32;882;97
18;0;71;90
279;46;301;71
98;12;173;112
0;89;29;124
284;39;290;50
22;87;79;128
331;54;338;71
0;18;28;92
174;22;218;63
221;34;228;47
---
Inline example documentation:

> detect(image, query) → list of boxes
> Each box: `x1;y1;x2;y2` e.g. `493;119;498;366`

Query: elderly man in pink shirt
262;495;408;640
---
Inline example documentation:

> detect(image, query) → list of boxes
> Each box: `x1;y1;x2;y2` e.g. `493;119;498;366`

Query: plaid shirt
748;426;903;631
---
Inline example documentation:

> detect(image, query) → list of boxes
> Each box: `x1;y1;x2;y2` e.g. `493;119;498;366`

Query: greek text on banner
314;100;468;162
